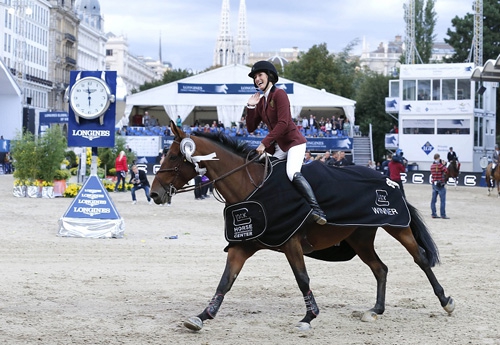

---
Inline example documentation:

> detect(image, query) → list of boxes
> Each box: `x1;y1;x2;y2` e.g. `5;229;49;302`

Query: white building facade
388;62;496;173
1;0;52;110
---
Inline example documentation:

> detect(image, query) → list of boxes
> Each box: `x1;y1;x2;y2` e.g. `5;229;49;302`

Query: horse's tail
407;202;440;267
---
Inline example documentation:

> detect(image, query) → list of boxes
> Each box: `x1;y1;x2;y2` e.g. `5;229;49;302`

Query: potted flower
53;169;71;197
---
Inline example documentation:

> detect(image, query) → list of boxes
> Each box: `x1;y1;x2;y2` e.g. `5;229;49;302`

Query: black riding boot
292;172;327;225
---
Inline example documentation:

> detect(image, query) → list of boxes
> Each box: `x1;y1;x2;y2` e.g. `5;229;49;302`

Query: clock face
69;77;112;119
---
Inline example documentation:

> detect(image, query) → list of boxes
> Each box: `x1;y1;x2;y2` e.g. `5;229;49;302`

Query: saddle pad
236;160;410;247
224;201;267;242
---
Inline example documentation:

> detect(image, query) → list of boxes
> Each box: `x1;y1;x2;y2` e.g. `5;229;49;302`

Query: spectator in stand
388;154;406;197
301;116;309;130
332;151;349;167
390;125;399;134
367;160;376;170
303;151;314;164
343;118;351;137
176;115;182;127
323;150;333;165
324;119;332;136
309;114;319;131
143;111;150;127
150;116;157;127
331;122;339;136
375;161;382;172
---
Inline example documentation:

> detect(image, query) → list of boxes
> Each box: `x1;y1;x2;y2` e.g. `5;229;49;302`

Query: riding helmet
248;60;279;83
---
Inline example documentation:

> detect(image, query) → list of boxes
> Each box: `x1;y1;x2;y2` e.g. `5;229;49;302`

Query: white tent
124;64;356;128
0;59;23;139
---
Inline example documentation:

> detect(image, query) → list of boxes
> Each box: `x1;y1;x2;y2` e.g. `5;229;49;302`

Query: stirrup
311;211;327;225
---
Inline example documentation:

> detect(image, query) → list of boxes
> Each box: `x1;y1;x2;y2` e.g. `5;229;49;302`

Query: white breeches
272;142;306;181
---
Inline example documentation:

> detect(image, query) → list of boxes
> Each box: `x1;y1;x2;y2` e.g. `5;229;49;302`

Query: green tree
11;130;38;182
353;72;394;162
283;41;360;99
11;127;67;182
444;0;500;63
36;126;67;181
404;0;437;63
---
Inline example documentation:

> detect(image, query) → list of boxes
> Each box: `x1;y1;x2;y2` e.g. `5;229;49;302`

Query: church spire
213;0;235;66
235;0;250;65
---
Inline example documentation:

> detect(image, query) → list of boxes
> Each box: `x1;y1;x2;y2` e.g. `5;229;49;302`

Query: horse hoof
444;297;455;314
295;322;312;331
184;316;203;331
361;311;378;322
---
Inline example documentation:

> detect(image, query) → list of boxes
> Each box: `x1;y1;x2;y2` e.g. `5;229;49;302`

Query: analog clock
69;74;115;125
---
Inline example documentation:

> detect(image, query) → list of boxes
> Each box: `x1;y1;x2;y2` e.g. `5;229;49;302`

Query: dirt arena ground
1;173;499;345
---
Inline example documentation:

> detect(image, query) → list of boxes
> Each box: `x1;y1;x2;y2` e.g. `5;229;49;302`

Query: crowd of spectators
116;114;353;139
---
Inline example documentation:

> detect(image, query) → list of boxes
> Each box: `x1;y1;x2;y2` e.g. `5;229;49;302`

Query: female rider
245;61;326;225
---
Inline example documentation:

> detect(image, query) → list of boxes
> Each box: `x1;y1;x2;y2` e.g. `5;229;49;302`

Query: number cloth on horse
224;159;410;247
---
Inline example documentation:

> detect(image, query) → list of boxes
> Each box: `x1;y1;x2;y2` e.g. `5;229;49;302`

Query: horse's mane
191;131;258;160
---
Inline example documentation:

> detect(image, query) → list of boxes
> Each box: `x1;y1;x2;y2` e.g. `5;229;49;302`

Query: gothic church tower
213;0;250;66
234;0;250;65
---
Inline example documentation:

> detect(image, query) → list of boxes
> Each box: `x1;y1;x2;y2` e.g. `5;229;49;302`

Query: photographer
129;165;152;205
430;153;449;219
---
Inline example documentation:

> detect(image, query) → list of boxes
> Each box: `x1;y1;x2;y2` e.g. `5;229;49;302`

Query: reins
156;146;269;203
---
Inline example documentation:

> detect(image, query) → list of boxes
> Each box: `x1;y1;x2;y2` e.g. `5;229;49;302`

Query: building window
437;119;470;135
457;79;471;100
402;80;416;101
106;49;113;56
442;79;456;100
417;80;431;100
432;80;441;100
402;119;435;134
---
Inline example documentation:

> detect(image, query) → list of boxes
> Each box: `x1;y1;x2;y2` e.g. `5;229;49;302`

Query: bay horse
485;163;500;197
445;158;460;187
150;121;454;331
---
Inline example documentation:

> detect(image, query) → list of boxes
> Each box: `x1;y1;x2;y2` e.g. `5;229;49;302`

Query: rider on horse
245;60;327;225
493;144;499;175
447;147;459;168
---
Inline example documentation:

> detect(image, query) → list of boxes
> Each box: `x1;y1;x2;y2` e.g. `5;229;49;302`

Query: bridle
155;139;269;203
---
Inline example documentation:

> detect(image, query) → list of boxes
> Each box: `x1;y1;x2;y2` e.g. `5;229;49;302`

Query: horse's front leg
282;236;319;331
184;244;258;331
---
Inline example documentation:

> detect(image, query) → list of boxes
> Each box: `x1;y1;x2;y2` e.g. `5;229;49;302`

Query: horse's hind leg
184;244;258;331
385;227;455;315
345;227;388;322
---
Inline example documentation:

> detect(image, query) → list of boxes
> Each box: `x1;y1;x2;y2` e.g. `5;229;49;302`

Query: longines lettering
71;129;111;141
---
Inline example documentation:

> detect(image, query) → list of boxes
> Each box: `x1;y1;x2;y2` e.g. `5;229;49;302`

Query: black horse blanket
224;159;410;250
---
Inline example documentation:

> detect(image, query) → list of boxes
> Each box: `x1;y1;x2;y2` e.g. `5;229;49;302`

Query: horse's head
150;121;204;204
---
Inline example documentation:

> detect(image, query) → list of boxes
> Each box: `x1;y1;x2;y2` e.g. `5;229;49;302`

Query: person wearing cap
245;61;326;225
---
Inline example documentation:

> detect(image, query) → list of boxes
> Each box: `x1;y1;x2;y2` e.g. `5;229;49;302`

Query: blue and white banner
67;71;117;147
178;83;294;94
161;135;352;152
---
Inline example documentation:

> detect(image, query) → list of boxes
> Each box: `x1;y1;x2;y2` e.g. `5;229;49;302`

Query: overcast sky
99;0;473;72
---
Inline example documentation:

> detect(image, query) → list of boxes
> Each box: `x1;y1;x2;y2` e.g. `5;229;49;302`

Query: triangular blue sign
63;175;121;219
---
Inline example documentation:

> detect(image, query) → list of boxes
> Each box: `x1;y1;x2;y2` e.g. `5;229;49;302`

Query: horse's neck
203;150;265;204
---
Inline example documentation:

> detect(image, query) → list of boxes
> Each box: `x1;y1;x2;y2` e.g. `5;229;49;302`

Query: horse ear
170;120;186;138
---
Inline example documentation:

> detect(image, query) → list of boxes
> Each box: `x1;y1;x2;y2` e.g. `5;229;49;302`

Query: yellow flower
63;183;82;197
